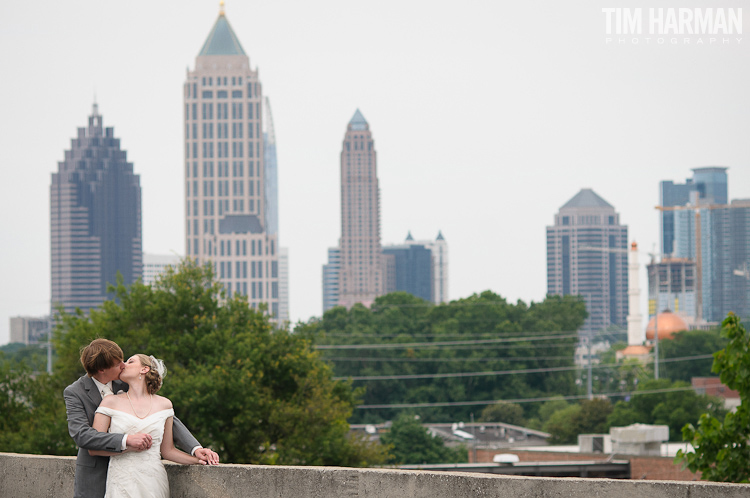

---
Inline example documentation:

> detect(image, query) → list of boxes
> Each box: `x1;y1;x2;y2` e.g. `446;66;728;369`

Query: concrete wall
2;452;749;498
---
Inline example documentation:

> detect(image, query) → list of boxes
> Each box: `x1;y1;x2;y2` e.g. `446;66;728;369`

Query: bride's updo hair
136;354;167;395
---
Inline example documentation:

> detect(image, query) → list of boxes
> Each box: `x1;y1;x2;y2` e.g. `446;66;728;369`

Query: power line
321;355;574;363
355;386;698;410
314;333;578;350
335;364;577;381
332;354;714;381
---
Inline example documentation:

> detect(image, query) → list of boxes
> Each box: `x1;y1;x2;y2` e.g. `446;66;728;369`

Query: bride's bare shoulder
100;393;127;408
153;395;173;411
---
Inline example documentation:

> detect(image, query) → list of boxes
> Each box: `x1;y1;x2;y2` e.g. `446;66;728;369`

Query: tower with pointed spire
337;109;383;308
51;103;142;316
184;5;281;318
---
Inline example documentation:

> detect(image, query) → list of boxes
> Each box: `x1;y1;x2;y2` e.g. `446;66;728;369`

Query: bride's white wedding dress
95;406;174;498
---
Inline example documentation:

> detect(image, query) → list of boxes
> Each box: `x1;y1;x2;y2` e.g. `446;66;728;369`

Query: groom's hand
194;447;220;465
126;433;153;451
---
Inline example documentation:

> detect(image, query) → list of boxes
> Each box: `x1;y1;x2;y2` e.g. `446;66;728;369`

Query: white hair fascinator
149;355;167;380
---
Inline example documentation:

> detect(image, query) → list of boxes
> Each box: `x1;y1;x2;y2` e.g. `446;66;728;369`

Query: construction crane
656;199;750;322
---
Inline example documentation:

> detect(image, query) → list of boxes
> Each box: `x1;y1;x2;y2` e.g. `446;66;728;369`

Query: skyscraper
322;247;341;313
263;97;278;237
51;103;142;316
184;6;280;317
382;241;434;302
381;231;449;304
338;110;383;308
660;167;750;323
660;167;728;256
546;189;629;338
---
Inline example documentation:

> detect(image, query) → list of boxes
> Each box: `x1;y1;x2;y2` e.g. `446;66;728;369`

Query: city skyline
1;1;749;343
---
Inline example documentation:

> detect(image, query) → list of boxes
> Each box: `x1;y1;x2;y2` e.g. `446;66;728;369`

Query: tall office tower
263;97;278;237
546;189;629;338
660;167;728;256
185;7;280;318
404;231;449;303
142;253;181;286
278;247;290;324
673;197;750;323
338;110;383;308
51;103;142;316
382;240;434;302
322;247;341;313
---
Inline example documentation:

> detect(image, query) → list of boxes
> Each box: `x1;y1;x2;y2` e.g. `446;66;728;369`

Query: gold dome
645;310;688;340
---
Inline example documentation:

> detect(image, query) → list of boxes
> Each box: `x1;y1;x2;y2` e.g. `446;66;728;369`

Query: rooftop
199;12;246;56
561;189;613;210
349;109;368;130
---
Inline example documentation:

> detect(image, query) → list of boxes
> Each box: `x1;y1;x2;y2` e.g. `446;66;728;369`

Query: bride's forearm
161;447;201;465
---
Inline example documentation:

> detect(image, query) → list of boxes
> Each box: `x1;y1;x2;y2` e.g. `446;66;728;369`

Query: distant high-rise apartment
10;316;51;345
51;103;142;316
322;247;341;313
382;241;434;302
142;253;181;286
278;247;290;324
404;231;449;304
381;231;449;304
660;167;728;256
184;7;280;318
263;97;278;237
338;110;383;308
546;189;629;338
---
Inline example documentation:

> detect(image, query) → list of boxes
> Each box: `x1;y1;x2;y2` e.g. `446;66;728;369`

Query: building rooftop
199;12;246;56
561;188;613;209
349;109;368;130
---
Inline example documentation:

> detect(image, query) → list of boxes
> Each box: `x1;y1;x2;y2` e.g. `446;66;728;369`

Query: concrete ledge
3;452;750;498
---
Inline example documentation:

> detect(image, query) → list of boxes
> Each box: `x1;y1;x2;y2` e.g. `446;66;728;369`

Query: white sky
1;1;749;345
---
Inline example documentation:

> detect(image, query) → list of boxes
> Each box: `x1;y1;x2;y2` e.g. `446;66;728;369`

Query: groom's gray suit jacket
64;374;200;498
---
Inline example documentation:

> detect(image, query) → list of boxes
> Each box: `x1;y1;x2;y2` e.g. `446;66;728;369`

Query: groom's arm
171;414;201;455
172;412;219;464
64;386;125;452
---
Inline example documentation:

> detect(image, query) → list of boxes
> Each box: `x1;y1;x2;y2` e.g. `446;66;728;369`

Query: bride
90;354;201;497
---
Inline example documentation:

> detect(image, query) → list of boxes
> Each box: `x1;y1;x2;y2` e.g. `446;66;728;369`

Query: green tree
658;328;726;383
53;259;387;466
543;398;612;444
678;313;750;482
608;379;725;441
0;343;51;372
543;404;581;444
478;402;525;426
379;413;467;464
0;360;76;455
298;291;588;424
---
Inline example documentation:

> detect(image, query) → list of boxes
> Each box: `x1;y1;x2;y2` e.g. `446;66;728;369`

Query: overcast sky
1;1;749;345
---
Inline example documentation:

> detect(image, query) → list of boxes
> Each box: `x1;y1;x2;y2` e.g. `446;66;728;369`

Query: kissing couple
64;338;220;498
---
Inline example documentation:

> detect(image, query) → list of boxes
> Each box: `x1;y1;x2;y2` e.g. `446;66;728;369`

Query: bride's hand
194;447;220;465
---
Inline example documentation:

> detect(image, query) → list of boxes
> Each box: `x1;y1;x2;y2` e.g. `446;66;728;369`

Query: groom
64;338;219;498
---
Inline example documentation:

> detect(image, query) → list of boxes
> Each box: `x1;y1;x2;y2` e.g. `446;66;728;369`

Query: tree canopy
297;291;588;424
379;413;466;464
678;313;750;482
1;260;386;466
606;379;725;441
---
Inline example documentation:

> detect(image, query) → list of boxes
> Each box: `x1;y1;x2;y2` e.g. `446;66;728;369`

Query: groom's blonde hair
80;339;124;376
